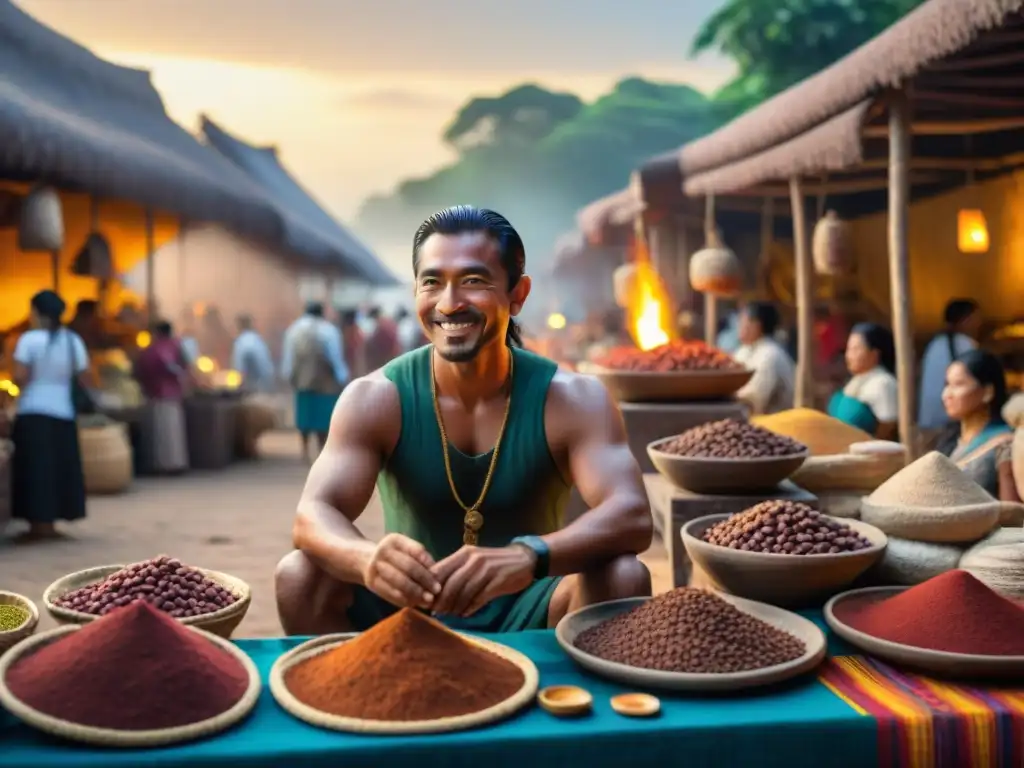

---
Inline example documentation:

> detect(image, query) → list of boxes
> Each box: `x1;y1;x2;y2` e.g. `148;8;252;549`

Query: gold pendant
463;529;479;546
463;508;484;533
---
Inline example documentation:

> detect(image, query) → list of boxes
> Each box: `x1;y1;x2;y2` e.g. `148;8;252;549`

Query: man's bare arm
292;376;398;585
542;374;653;576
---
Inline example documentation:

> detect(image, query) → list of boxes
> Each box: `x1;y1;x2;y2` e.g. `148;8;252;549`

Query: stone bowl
681;514;888;607
648;441;808;494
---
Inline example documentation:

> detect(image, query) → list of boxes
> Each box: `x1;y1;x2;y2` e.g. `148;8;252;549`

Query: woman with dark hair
938;349;1019;500
919;298;980;430
828;322;899;438
10;290;89;541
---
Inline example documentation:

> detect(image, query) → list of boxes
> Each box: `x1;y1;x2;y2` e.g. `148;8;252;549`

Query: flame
625;240;676;351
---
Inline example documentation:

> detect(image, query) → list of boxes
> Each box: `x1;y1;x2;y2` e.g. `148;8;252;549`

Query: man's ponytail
506;319;523;348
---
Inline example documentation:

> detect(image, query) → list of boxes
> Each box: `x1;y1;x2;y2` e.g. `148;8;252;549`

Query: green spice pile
0;604;30;631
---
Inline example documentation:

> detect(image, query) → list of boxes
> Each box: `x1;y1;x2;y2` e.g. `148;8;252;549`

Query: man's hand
430;545;536;618
363;533;443;609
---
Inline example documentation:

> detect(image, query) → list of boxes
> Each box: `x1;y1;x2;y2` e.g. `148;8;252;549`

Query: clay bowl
578;363;752;403
648;441;808;494
825;587;1024;679
681;514;888;608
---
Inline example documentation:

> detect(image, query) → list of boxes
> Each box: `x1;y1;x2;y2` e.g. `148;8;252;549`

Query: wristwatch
510;535;550;580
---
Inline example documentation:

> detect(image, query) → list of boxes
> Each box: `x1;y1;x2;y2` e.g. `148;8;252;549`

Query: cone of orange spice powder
283;609;525;721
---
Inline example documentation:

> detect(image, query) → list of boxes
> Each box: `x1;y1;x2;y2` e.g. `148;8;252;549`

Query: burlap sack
873;537;964;586
959;527;1024;598
859;451;1001;543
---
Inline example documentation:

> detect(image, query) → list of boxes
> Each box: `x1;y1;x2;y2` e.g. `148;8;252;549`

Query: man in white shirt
733;302;796;415
918;298;980;431
231;314;276;393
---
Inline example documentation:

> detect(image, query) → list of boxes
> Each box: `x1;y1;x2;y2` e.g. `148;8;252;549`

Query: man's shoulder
547;367;616;416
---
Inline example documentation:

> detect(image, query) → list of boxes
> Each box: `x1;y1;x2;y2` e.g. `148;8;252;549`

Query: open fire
624;240;676;351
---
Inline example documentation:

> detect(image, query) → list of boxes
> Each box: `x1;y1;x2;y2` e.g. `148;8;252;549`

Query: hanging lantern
613;263;637;309
812;210;853;275
957;209;989;254
689;230;742;297
17;186;64;252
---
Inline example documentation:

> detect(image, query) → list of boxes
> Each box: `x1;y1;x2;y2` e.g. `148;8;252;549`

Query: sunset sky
18;0;732;267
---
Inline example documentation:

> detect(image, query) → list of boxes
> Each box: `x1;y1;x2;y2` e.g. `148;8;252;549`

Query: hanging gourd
612;263;637;309
689;229;742;297
72;232;115;279
812;210;852;276
17;185;64;252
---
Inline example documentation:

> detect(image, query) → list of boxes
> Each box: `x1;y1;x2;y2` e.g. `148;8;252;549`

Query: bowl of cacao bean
43;556;251;639
681;502;888;607
647;419;809;494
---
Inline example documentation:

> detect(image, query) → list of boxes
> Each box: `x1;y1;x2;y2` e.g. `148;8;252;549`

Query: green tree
693;0;927;113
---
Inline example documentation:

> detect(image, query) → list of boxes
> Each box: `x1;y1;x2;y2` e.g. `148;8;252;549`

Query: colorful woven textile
819;656;1024;768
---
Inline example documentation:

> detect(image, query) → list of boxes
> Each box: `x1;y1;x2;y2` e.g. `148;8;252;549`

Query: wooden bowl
648;442;808;494
537;685;592;717
0;591;39;654
681;514;888;607
825;587;1024;679
556;596;826;692
579;363;752;403
610;693;660;718
43;564;251;639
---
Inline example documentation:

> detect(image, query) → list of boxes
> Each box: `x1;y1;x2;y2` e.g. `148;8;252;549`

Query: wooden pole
789;177;814;408
703;195;718;345
145;208;156;325
758;197;774;297
51;250;60;292
888;89;917;454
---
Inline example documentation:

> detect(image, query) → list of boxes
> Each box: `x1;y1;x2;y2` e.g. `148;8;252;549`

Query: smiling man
275;205;652;634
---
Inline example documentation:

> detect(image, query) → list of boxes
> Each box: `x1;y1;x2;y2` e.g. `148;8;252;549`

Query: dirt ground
0;431;671;637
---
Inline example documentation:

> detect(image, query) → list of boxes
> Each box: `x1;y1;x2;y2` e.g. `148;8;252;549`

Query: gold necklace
430;349;514;546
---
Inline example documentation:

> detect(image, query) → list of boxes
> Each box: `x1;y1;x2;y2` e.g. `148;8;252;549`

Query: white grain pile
874;537;964;585
817;492;864;519
960;527;1024;599
860;451;1001;543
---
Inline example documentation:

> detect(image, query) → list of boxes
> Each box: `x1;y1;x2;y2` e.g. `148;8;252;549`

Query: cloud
338;89;457;111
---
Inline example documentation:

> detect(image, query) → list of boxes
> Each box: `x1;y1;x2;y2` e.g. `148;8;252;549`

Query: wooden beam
703;194;718;346
145;208;156;326
856;152;1024;171
862;116;1024;136
721;172;947;198
933;48;1024;72
887;90;917;456
917;73;1024;89
789;178;813;409
913;89;1024;110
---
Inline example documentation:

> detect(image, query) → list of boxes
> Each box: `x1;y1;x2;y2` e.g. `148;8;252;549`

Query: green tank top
377;345;571;560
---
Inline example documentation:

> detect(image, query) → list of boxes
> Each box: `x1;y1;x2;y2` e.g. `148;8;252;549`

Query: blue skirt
294;391;337;433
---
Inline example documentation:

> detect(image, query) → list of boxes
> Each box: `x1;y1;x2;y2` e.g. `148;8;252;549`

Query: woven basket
0;624;261;747
0;591;39;654
43;565;251;639
791;451;904;493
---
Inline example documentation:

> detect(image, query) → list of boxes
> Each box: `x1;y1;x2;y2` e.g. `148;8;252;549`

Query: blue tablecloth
2;616;876;768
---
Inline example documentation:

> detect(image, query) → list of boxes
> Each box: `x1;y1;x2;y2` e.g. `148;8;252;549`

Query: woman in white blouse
828;322;899;440
10;290;89;542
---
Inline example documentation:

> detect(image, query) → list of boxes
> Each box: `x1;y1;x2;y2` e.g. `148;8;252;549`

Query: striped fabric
819;656;1024;768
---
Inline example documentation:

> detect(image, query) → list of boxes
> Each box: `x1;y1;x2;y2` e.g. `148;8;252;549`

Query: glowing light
196;356;216;374
958;209;989;254
136;331;151;349
547;313;567;330
223;370;242;389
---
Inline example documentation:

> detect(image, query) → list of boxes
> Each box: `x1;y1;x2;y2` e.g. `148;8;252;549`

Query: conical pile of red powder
833;569;1024;655
6;601;249;730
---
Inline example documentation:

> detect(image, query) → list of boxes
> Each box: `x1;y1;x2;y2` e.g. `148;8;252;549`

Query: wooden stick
758;197;774;298
933;48;1024;72
789;177;813;408
703;195;718;345
887;90;917;455
913;89;1024;109
862;116;1024;136
145;208;156;326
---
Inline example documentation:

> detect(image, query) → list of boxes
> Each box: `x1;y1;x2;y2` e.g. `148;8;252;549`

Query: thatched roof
576;188;644;244
679;0;1024;179
0;0;281;239
200;118;397;286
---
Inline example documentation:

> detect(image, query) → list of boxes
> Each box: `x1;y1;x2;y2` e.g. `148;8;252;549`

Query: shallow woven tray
0;624;262;747
270;631;539;734
825;587;1024;679
0;591;39;654
578;363;753;403
556;595;826;692
43;564;251;639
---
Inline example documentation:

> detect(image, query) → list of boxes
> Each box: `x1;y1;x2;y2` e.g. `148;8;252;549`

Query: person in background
827;323;899;439
715;311;741;354
339;309;367;380
919;298;981;431
135;321;192;475
231;314;276;393
365;306;400;371
176;309;201;367
356;304;378;338
282;302;348;462
937;349;1019;501
396;306;426;353
734;302;795;415
10;290;89;542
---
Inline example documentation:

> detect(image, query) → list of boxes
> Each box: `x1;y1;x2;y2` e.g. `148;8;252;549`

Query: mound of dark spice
6;601;248;730
704;501;873;555
55;555;237;618
657;419;806;459
284;608;524;721
833;569;1024;656
574;588;806;674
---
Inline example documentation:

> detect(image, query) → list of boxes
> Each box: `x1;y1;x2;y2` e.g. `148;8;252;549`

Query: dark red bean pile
703;501;873;555
657;419;806;459
56;555;238;618
575;588;805;673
